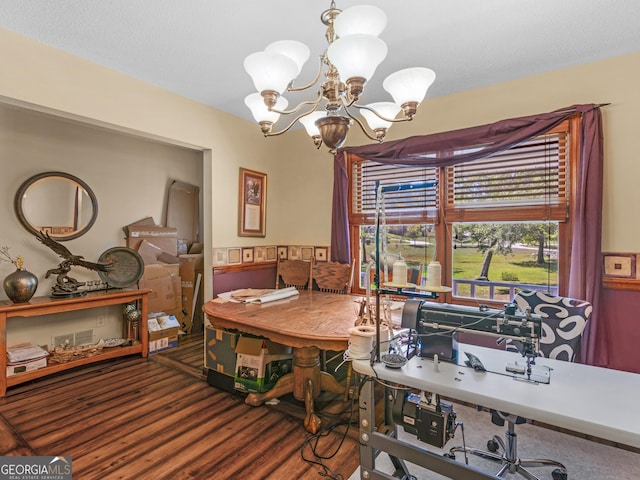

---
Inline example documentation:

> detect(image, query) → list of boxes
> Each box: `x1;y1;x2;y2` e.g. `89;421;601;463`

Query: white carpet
348;403;640;480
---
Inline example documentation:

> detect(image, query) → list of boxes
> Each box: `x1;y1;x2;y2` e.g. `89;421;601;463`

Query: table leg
245;346;347;434
245;373;294;407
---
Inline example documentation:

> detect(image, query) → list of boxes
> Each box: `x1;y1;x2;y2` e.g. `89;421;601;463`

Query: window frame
347;117;580;308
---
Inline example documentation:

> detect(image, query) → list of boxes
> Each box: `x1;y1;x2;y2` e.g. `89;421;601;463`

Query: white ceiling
1;0;640;124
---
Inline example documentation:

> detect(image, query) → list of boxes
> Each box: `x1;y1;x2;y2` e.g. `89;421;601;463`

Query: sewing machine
400;298;545;381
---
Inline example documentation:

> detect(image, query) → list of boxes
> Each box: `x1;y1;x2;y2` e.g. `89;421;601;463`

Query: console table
0;288;150;396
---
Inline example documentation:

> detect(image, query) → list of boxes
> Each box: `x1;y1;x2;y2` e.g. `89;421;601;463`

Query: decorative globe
122;303;137;315
126;308;141;322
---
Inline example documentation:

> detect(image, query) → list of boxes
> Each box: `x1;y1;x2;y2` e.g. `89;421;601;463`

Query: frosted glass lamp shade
361;102;401;130
334;5;387;37
383;67;436;106
244;51;298;94
265;40;310;77
244;93;288;123
299;110;327;136
327;34;387;82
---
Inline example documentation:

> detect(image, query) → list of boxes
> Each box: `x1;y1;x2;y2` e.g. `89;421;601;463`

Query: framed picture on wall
314;247;328;262
301;246;314;261
242;247;254;263
238;168;267;237
277;246;288;260
266;246;277;262
227;247;242;265
254;246;266;262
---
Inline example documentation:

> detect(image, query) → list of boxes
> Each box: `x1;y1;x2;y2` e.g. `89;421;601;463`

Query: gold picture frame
238;168;267;237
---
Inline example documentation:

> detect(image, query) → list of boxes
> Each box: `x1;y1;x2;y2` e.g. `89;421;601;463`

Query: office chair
447;290;592;480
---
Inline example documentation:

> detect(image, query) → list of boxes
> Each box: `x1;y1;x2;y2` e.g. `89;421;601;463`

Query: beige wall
1;26;639;295
348;52;640;253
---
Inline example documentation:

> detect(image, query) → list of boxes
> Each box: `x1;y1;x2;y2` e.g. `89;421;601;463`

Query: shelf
6;343;143;387
1;288;150;396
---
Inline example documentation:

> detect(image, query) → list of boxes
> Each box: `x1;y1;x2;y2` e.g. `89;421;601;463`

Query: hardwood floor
0;334;361;480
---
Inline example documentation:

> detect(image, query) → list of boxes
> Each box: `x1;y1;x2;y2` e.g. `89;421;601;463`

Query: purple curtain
330;104;605;366
569;106;605;366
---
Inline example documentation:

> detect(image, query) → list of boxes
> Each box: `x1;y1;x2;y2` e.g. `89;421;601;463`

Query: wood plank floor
0;334;361;480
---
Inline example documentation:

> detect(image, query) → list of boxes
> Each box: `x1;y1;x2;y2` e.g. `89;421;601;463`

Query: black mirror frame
14;171;98;241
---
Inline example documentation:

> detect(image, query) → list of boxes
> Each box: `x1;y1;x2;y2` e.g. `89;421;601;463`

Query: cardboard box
148;336;178;354
166;180;199;252
234;336;293;393
7;356;48;376
126;226;178;256
148;326;180;354
139;275;177;313
205;327;239;376
136;239;168;266
123;217;155;238
179;254;204;333
143;264;180;280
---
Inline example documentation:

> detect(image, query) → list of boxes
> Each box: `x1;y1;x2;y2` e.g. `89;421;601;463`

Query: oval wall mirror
14;171;98;241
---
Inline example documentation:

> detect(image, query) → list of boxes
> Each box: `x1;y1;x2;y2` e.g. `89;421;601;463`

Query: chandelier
243;1;436;153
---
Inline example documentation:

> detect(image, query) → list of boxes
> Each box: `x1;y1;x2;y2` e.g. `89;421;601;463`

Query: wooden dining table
203;290;366;433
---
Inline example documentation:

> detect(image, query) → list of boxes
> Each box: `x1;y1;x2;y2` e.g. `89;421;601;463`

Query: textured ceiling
1;0;639;124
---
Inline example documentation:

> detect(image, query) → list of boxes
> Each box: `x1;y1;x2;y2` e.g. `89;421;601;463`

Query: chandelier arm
353;103;414;124
271;92;323;115
343;106;381;143
263;107;322;137
286;55;326;93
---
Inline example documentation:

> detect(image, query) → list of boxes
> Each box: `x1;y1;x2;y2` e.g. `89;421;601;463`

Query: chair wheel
551;468;567;480
487;439;500;452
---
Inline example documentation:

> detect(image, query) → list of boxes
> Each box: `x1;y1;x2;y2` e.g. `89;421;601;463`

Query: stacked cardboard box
123;218;203;333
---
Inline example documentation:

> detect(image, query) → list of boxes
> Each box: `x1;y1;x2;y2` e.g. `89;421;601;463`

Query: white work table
353;343;640;449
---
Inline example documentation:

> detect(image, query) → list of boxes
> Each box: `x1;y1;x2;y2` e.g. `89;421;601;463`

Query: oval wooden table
203;290;363;433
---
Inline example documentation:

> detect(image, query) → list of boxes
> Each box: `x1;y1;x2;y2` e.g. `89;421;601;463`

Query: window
348;121;575;307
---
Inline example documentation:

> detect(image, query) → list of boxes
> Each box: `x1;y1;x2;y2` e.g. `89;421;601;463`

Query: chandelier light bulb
327;33;387;83
383;67;436;108
244;93;289;124
299;110;327;137
265;40;311;77
244;51;298;94
334;5;387;37
361;102;402;131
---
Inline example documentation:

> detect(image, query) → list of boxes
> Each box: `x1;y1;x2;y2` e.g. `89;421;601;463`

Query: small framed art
288;246;300;260
314;247;328;262
254;246;266;263
242;248;254;263
301;246;314;261
227;247;242;265
602;253;636;278
238;168;267;237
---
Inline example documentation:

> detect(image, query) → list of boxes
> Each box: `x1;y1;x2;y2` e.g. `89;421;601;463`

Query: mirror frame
14;171;98;241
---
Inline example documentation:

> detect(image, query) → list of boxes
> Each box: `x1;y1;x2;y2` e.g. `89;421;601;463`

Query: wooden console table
0;288;150;396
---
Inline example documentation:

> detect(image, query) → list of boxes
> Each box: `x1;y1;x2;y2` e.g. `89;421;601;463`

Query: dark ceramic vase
3;268;38;303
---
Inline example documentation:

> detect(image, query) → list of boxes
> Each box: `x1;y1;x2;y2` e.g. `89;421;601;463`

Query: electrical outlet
96;317;105;327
